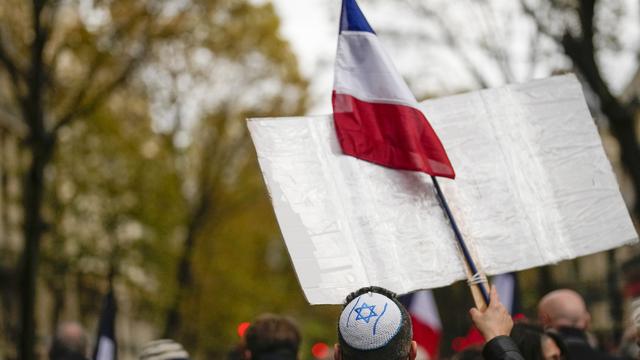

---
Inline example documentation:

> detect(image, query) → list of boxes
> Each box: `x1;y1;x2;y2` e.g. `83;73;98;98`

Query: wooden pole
431;176;490;310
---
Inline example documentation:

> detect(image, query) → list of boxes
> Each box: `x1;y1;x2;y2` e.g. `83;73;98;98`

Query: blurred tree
0;1;178;358
40;86;187;335
137;1;312;353
0;0;314;359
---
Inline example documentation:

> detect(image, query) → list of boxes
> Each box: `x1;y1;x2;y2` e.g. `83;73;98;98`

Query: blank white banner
248;74;637;304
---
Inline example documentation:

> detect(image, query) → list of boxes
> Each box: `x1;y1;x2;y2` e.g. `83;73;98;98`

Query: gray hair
49;321;88;360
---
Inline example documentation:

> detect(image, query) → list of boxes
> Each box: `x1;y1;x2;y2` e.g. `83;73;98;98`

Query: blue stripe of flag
339;0;375;34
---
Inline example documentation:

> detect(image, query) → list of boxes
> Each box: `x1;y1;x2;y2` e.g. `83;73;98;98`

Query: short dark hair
510;323;568;360
337;286;413;360
510;323;544;360
245;314;301;360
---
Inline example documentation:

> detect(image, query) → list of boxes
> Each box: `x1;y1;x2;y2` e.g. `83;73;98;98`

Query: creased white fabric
248;74;638;304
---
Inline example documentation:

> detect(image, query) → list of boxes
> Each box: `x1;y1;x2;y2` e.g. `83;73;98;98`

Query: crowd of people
48;286;639;360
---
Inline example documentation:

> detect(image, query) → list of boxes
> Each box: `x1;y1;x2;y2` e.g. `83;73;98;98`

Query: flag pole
430;176;490;309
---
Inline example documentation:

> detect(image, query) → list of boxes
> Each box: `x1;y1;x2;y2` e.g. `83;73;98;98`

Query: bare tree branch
0;107;28;137
406;0;492;88
474;4;516;83
52;51;145;134
52;6;151;134
52;53;109;127
576;0;596;48
520;0;563;42
0;40;24;93
0;32;27;114
40;0;64;87
621;66;640;107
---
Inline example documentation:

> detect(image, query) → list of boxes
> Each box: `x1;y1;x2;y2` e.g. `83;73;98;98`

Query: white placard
248;75;638;304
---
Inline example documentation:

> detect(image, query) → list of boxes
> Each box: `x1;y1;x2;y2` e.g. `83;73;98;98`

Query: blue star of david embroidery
354;302;378;323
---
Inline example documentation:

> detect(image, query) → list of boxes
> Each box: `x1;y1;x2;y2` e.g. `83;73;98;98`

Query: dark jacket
483;336;525;360
557;327;622;360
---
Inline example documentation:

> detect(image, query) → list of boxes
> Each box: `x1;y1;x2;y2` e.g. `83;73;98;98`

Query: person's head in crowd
227;344;247;360
622;297;640;359
138;339;190;360
617;325;640;360
244;313;301;360
49;321;88;360
334;286;417;360
510;323;566;360
538;289;590;331
633;298;640;333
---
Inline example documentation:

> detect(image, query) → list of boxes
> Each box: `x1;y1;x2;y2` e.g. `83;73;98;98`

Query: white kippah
338;292;403;350
139;339;189;360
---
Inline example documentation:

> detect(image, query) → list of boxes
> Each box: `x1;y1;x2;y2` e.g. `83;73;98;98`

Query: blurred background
0;0;639;359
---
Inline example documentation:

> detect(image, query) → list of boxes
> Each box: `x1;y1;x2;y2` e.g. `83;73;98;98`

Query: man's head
244;313;301;360
335;286;417;360
538;289;590;330
49;322;88;360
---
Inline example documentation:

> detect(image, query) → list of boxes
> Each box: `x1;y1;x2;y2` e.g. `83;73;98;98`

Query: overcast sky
270;0;640;115
271;0;338;114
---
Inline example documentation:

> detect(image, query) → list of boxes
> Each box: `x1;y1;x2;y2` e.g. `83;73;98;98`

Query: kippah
338;292;402;350
139;339;189;360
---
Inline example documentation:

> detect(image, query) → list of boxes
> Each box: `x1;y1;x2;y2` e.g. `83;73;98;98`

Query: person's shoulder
601;353;624;360
565;343;623;360
482;336;525;360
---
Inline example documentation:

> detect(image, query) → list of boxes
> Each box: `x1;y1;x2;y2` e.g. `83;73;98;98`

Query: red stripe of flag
410;314;441;359
332;92;455;178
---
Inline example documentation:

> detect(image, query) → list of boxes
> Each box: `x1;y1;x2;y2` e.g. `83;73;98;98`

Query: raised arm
469;286;525;360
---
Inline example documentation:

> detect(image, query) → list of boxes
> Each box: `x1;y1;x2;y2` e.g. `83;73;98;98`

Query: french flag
400;291;442;360
493;272;522;317
332;0;455;178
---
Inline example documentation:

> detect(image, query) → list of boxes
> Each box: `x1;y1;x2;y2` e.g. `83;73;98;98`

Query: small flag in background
93;288;117;360
400;290;442;359
493;272;523;318
332;0;455;178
